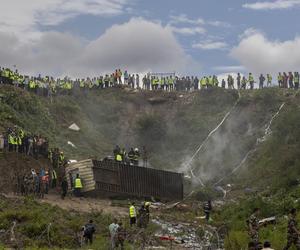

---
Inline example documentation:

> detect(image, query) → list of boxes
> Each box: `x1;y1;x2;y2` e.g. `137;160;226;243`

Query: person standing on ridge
259;74;265;89
267;74;272;87
237;73;241;89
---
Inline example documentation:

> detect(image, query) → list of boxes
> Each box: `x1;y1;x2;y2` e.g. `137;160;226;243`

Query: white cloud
0;0;129;39
169;14;205;25
243;0;300;10
167;25;206;35
214;66;246;72
231;30;300;74
207;21;231;28
192;41;228;50
0;18;195;77
170;14;231;28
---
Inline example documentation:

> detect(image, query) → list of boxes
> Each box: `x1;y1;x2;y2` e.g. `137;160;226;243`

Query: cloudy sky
0;0;300;77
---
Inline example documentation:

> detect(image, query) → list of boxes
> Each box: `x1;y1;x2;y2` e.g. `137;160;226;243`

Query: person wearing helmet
128;148;135;165
133;148;140;166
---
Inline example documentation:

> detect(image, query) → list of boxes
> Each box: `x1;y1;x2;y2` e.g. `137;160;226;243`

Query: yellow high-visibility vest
129;205;136;218
116;154;122;162
75;178;83;188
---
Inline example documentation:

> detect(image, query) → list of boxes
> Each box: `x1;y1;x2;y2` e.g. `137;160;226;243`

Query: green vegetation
0;195;113;249
2;85;300;248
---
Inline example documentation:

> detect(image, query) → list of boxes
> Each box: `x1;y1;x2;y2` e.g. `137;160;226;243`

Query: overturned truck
66;159;183;200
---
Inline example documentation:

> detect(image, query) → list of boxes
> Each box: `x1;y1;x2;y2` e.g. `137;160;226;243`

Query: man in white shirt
108;219;119;250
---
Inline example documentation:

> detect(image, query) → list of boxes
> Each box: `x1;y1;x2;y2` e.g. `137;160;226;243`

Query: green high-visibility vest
249;75;254;82
294;75;299;83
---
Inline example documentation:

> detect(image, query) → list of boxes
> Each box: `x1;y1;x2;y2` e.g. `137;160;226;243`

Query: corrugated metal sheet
66;159;96;192
66;159;184;200
92;160;183;200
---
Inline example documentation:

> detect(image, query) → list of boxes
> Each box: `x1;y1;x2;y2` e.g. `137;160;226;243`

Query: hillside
0;85;292;183
2;85;300;249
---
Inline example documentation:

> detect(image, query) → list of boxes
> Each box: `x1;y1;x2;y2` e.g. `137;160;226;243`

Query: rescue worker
113;145;120;158
74;174;83;197
83;220;96;245
200;76;207;89
267;74;272;87
51;169;57;188
294;72;299;90
129;202;137;226
249;73;254;90
203;200;212;222
284;208;300;250
207;76;213;88
259;74;265;89
138;203;147;228
115;152;122;163
145;201;151;226
221;79;226;88
59;151;65;166
133;148;140;166
278;72;283;88
213;75;219;87
61;176;68;199
237;73;241;89
248;208;261;247
128;148;135;165
288;72;294;89
241;76;248;89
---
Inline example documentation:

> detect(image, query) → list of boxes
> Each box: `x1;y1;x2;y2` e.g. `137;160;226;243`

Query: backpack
84;224;95;236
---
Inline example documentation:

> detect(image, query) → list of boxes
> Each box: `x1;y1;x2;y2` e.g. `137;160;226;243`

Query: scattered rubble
68;123;80;131
152;218;224;249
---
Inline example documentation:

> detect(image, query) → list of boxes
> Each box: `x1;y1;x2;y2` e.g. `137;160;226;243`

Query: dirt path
4;193;127;216
42;194;128;216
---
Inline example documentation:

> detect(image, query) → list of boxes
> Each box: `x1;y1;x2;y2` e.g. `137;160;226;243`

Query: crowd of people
3;125;49;158
1;67;300;97
0;125;69;199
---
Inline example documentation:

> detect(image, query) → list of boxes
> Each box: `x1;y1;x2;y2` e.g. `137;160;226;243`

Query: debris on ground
68;123;80;131
67;141;76;148
152;217;225;249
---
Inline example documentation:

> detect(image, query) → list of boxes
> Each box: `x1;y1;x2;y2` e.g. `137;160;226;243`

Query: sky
0;0;300;78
